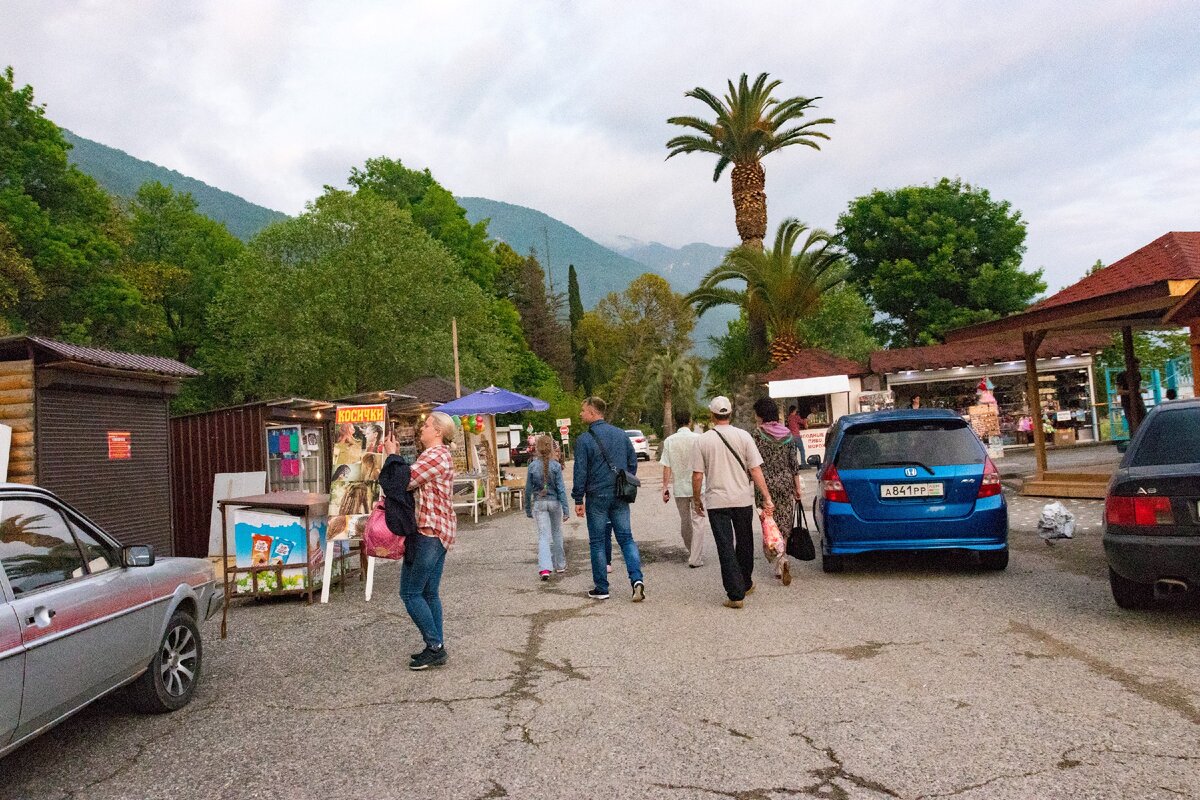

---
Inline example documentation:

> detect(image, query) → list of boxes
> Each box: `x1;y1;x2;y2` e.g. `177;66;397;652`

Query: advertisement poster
798;427;828;462
329;404;388;541
233;509;328;594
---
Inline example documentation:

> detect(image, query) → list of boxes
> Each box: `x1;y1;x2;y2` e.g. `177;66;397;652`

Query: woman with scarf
751;397;804;586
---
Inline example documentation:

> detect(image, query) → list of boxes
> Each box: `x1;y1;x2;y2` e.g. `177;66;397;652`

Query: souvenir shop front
759;349;876;461
870;334;1108;447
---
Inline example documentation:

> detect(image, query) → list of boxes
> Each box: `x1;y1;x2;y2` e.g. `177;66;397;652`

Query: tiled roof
1035;231;1200;311
397;376;464;404
0;336;200;379
869;332;1111;374
760;349;870;382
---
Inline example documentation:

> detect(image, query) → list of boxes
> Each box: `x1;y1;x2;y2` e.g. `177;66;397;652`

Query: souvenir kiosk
760;350;873;461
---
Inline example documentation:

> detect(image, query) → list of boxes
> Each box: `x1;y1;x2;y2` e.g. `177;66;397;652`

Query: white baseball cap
708;396;732;414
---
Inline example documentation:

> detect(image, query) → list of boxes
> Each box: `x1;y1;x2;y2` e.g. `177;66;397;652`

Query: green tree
0;66;132;341
122;181;242;362
567;263;589;393
584;274;695;423
348;156;499;291
689;218;847;366
505;249;572;389
837;178;1046;347
642;348;703;437
667;72;834;361
198;190;517;405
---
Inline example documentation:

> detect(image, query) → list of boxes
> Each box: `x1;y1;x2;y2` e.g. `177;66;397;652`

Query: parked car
626;429;651;461
1;484;221;759
1103;397;1200;609
811;409;1008;573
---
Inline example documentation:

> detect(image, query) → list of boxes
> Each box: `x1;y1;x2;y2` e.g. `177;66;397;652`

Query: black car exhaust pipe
1154;578;1189;598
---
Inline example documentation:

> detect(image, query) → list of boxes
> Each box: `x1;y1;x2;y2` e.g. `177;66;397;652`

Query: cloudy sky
4;1;1198;291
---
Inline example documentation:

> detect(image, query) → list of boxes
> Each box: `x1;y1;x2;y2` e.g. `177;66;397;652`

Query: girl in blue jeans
525;435;570;580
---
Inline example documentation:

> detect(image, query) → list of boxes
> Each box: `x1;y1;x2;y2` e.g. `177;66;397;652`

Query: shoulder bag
787;502;816;561
587;428;640;503
362;498;406;560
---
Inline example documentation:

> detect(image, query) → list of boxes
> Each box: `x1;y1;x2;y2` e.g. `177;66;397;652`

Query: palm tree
688;219;847;365
666;73;833;358
643;349;703;438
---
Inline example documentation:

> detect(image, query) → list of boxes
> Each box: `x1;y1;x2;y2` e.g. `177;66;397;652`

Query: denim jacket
571;420;637;503
525;457;570;518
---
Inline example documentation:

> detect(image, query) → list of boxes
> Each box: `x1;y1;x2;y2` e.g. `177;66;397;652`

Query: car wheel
821;554;845;574
1109;567;1155;610
127;610;202;713
979;548;1009;571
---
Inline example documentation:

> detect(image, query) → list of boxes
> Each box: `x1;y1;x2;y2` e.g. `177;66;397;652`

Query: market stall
870;333;1108;447
170;398;335;558
760;350;874;461
435;385;550;515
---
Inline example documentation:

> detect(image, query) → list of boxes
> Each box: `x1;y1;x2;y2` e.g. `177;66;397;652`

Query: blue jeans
400;533;447;648
585;493;642;593
533;499;567;572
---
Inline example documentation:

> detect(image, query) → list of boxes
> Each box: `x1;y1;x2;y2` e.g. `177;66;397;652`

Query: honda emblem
904;467;918;477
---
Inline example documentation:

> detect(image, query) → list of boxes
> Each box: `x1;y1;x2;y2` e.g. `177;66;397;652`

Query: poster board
798;427;828;462
329;404;387;540
232;508;327;594
208;471;268;557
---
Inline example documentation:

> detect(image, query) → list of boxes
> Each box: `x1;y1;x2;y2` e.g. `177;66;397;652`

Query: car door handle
26;607;56;627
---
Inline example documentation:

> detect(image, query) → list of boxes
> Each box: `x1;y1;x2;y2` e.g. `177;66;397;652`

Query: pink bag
361;499;405;560
760;510;785;561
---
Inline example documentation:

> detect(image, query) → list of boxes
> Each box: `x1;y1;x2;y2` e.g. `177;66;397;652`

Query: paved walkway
3;460;1197;800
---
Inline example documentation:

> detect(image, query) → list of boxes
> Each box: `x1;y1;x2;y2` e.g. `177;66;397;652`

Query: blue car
811;409;1008;573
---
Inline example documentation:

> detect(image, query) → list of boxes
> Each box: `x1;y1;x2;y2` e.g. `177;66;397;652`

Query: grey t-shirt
691;425;763;509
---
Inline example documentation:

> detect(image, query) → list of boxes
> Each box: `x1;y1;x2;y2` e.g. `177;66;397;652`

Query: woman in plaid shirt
386;411;457;670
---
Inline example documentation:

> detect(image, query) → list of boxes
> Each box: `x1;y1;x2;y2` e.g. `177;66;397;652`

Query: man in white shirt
660;408;707;568
691;396;774;608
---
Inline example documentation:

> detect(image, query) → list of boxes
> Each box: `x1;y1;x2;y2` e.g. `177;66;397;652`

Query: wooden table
217;492;329;638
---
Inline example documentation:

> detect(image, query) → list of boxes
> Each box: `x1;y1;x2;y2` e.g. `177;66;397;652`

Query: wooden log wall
0;360;36;484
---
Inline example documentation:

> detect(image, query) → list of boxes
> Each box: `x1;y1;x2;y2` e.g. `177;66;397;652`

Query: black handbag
587;429;640;503
787;503;816;561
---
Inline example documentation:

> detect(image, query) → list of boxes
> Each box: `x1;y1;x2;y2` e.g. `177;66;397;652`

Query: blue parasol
435;385;550;415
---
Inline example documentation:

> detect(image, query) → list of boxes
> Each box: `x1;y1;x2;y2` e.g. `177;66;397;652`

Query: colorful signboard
232;509;328;594
329;404;388;541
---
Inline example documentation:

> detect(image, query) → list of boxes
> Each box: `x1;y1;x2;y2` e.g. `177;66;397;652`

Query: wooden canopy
948;232;1200;497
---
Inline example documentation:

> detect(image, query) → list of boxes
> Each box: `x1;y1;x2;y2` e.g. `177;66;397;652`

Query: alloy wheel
160;624;198;697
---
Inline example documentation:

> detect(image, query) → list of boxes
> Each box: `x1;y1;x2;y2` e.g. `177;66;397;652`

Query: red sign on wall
107;431;132;460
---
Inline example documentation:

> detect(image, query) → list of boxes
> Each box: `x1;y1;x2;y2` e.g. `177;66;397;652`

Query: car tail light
977;457;1002;498
1106;495;1174;526
635;438;645;443
821;465;849;503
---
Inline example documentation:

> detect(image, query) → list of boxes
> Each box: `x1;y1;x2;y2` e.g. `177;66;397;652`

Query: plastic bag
1037;501;1075;544
761;510;785;561
362;499;406;560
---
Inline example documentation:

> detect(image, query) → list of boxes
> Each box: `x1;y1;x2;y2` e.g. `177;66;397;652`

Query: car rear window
836;420;985;469
1129;408;1200;467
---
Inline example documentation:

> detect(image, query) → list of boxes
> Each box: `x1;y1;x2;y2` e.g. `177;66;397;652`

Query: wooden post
451;318;462;399
1121;326;1143;434
1023;330;1048;476
1190;322;1200;392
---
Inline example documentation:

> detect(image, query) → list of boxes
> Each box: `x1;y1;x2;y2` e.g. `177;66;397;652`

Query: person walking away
389;411;457;670
526;435;569;580
572;396;645;602
691;396;774;608
659;408;707;568
751;398;803;586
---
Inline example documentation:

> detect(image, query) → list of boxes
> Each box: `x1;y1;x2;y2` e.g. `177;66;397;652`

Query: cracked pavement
2;462;1198;799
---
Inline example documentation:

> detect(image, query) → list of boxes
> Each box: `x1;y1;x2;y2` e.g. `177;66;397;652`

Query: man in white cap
691;396;774;608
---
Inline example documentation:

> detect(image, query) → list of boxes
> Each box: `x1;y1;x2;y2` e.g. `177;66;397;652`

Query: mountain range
61;130;733;352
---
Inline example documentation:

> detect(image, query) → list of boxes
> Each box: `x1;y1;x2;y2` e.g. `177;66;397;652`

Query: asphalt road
3;461;1198;800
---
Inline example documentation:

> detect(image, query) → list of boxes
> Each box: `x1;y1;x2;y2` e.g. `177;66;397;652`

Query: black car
1103;397;1200;609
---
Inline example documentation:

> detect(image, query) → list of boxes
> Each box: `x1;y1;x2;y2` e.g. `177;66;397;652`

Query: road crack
1009;621;1200;725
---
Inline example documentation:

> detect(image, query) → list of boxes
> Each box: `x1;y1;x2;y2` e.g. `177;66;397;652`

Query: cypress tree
567;264;589;392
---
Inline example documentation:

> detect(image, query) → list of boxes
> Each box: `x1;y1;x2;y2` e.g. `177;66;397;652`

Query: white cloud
3;0;1198;292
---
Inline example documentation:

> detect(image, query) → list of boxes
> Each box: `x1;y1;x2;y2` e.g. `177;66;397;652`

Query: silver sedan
1;484;221;759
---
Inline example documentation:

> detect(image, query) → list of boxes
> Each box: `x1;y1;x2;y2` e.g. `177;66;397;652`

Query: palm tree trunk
662;373;673;442
748;310;768;364
731;161;767;249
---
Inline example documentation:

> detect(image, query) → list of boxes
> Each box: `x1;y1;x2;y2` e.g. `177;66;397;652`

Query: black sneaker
410;645;448;670
587;588;610;600
632;580;645;602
